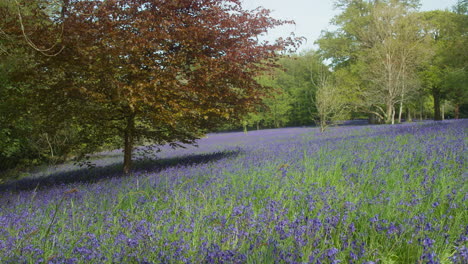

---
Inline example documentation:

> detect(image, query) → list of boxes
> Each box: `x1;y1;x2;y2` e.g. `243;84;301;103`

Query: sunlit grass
0;120;466;263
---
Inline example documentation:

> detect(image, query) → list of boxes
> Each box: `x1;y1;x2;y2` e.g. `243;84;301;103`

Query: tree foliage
242;51;337;130
419;8;468;120
311;60;350;132
42;0;300;174
318;0;429;124
0;0;69;176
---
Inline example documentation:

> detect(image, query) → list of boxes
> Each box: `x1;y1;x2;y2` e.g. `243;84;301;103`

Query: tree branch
13;0;65;56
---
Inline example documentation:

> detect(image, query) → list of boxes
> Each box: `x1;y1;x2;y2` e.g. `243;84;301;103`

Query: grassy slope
0;120;467;263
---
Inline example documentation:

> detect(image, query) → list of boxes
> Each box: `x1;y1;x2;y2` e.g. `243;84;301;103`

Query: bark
407;108;412;122
369;112;383;124
320;118;326;133
45;133;54;157
123;114;135;175
398;87;405;123
433;88;442;121
442;103;445;120
454;104;460;119
398;100;403;123
386;103;394;124
420;101;423;120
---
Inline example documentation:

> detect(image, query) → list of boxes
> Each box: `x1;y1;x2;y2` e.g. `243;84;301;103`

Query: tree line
238;0;467;132
0;0;466;179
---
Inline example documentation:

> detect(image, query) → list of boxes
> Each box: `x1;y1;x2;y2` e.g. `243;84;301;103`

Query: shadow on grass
0;150;241;193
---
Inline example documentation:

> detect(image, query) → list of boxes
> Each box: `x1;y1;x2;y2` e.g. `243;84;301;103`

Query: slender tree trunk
273;105;278;128
123;114;135;175
442;103;445;120
45;133;54;158
407;108;412;122
386;104;395;125
398;87;406;123
386;103;393;124
433;88;442;121
398;100;403;123
420;101;423;120
320;117;326;132
454;104;460;119
256;121;260;131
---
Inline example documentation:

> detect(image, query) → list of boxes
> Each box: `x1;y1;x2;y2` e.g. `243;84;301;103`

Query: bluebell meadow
0;120;466;263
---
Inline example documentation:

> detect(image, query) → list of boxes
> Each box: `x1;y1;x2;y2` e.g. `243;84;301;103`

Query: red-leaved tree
49;0;301;174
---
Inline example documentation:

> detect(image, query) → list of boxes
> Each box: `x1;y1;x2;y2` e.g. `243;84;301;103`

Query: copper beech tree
51;0;300;174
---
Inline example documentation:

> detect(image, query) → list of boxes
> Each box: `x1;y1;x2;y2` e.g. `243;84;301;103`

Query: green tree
0;0;70;177
244;51;334;130
317;0;427;124
253;73;293;128
445;1;468;118
444;68;468;118
312;63;350;132
419;8;467;120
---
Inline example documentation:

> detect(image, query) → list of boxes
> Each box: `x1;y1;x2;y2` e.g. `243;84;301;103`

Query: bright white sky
241;0;458;52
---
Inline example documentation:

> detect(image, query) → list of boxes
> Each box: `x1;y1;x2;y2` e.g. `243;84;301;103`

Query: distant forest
237;0;467;131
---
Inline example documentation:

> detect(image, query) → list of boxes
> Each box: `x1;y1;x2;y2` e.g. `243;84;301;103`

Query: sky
241;0;458;52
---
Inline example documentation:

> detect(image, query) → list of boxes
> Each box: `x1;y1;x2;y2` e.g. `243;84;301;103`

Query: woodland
0;0;467;179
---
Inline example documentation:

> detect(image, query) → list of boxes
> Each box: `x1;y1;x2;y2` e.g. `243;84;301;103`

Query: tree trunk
256;121;260;131
398;91;405;123
386;103;393;124
398;100;403;123
123;114;135;175
441;103;445;120
407;108;412;122
420;101;423;120
454;104;460;119
433;88;442;121
320;118;326;133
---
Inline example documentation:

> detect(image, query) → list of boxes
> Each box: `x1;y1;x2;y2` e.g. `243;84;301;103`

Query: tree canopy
1;0;301;175
316;0;467;124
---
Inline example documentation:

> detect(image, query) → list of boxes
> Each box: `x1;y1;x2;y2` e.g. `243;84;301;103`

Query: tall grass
0;120;466;263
